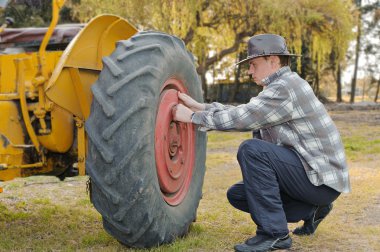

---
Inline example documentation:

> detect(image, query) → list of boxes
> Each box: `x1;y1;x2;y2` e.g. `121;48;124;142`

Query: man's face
248;56;280;85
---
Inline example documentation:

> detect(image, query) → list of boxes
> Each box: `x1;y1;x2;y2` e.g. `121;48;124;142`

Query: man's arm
178;92;236;111
191;82;293;131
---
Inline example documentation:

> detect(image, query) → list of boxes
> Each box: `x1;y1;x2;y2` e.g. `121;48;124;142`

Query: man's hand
172;104;194;123
178;92;205;111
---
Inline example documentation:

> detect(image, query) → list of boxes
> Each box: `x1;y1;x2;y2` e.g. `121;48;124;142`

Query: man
173;34;350;252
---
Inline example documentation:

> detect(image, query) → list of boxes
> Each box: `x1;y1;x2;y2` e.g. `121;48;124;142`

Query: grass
343;136;380;161
0;110;379;251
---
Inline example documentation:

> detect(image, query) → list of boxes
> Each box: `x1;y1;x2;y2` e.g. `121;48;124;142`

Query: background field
0;110;379;251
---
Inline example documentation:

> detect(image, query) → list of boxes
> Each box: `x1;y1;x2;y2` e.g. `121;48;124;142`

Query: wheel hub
168;122;180;157
155;78;195;206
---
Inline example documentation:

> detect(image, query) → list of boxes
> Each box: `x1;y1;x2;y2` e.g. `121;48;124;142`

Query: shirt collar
261;66;291;86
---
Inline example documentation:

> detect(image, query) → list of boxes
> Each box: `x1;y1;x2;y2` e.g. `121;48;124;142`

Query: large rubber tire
85;31;207;248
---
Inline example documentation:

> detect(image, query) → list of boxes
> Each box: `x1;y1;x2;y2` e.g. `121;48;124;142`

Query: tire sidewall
148;50;206;232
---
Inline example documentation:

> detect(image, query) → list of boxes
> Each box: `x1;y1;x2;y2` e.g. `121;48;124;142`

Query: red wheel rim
155;78;195;206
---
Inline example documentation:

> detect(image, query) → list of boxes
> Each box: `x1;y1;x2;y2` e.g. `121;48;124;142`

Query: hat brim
236;53;302;65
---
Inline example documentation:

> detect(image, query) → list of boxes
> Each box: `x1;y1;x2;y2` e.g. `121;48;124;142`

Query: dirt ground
0;109;379;251
329;110;380;229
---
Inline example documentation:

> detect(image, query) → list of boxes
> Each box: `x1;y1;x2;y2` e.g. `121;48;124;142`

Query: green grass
32;198;51;205
0;110;379;251
343;136;380;161
207;131;252;149
0;204;31;222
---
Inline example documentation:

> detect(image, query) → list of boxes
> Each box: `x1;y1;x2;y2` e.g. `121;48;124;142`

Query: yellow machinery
0;0;207;248
0;0;137;181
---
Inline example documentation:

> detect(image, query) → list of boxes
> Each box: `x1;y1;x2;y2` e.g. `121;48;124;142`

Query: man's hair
264;55;290;67
279;56;290;67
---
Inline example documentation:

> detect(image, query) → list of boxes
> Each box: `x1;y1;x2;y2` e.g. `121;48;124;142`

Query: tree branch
183;27;194;44
204;30;252;68
183;1;210;44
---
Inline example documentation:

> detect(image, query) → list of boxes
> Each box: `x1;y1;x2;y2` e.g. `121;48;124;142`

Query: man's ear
270;56;281;68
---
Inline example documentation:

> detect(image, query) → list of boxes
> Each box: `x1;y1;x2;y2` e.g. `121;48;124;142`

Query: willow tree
305;0;353;98
255;0;353;97
69;0;354;100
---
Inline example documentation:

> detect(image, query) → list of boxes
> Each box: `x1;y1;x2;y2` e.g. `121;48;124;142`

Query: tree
291;0;354;98
375;79;380;103
0;0;78;27
350;0;362;103
361;1;380;102
229;51;244;103
70;0;354;101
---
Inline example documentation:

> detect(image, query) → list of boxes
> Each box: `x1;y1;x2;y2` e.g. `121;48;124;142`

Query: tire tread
86;31;206;248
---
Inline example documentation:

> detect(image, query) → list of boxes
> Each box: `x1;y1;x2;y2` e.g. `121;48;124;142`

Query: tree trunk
313;56;320;97
200;70;208;102
350;0;362;103
196;62;208;101
217;84;223;102
315;71;320;97
375;78;380;103
229;52;243;103
197;61;208;102
336;64;343;102
362;80;366;101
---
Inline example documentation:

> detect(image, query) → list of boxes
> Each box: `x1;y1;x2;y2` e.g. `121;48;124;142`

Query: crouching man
173;34;350;252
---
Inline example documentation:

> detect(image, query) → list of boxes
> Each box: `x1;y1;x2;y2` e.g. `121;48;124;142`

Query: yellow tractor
0;0;206;248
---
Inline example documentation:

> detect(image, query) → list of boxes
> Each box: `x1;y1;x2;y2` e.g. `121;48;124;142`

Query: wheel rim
155;78;195;206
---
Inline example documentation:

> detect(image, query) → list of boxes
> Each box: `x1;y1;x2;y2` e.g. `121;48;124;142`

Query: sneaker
244;234;268;246
293;203;333;236
234;234;292;252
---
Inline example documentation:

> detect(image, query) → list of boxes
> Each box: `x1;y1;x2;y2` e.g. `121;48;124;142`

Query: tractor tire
85;31;207;248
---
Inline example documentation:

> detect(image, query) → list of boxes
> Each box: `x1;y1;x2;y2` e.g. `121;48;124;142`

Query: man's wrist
190;112;195;122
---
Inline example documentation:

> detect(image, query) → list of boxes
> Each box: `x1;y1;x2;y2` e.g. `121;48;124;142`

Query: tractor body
0;0;137;182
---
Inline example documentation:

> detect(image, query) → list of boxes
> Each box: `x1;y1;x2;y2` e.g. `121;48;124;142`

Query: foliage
0;0;78;27
0;0;356;100
361;0;380;101
70;0;354;99
347;0;380;103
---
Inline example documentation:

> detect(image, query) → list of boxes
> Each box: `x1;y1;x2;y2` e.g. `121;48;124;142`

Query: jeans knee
226;186;236;203
226;182;250;213
226;182;245;202
237;139;262;160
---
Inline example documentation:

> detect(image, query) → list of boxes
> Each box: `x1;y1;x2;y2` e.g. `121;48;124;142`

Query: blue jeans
227;139;340;238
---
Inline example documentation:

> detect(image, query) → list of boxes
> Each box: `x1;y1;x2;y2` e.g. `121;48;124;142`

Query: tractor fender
45;15;138;120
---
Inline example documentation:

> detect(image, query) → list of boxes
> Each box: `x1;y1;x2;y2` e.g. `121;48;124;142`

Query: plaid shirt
192;66;351;193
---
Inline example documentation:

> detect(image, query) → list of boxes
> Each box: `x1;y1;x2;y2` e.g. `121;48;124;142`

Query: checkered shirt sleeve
192;81;293;131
